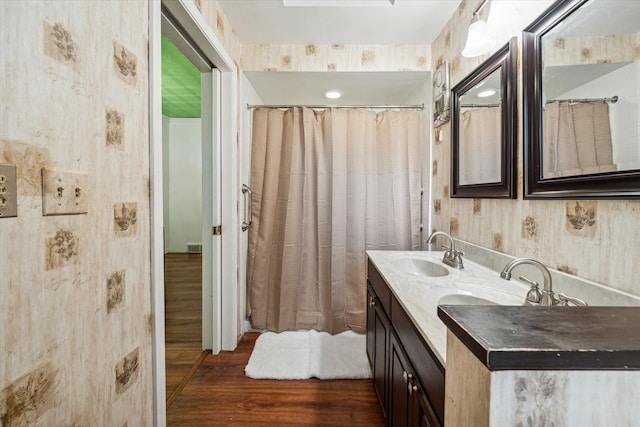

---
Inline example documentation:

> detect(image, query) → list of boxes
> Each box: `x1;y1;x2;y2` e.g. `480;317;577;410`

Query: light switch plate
42;168;88;215
0;163;18;218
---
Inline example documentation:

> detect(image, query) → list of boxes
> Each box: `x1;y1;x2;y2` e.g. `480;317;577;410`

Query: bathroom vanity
366;248;640;427
365;250;529;426
366;258;444;426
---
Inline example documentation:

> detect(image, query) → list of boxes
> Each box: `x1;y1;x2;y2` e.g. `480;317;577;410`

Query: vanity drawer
367;258;391;316
391;294;445;423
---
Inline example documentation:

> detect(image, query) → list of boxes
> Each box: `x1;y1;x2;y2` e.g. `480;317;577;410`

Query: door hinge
212;225;222;235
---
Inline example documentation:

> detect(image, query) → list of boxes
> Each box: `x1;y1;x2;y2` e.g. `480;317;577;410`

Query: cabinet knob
369;296;376;307
403;371;408;383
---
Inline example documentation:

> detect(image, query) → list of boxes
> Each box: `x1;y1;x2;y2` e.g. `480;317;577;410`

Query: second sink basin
396;257;449;277
438;294;498;305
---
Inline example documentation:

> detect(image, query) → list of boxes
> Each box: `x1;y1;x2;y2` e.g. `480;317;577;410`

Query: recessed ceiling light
283;0;395;7
477;89;497;98
323;89;343;99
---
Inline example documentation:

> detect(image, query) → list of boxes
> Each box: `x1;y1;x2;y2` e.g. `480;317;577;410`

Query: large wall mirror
523;0;640;199
451;38;517;198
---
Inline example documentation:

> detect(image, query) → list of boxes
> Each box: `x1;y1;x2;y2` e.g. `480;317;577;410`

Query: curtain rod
547;96;618;104
247;103;424;110
461;103;501;108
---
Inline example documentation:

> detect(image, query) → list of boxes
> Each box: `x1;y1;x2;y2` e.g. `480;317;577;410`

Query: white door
201;69;222;353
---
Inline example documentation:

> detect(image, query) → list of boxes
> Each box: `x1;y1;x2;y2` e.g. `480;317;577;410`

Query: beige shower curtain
247;107;422;334
459;107;501;185
543;101;616;178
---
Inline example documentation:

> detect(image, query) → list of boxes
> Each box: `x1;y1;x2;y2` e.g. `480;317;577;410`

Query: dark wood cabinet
367;259;444;427
389;332;441;427
389;332;411;427
414;378;441;427
367;283;390;422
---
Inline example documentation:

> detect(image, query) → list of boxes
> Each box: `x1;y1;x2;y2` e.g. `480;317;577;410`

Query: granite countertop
366;250;530;366
438;305;640;370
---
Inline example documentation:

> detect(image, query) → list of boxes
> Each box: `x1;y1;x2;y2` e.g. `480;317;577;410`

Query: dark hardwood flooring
167;332;385;426
165;254;385;426
164;253;203;400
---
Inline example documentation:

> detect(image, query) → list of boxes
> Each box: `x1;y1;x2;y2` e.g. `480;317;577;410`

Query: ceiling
543;62;631;100
219;0;460;105
217;0;462;45
245;71;429;105
460;69;502;107
162;34;201;118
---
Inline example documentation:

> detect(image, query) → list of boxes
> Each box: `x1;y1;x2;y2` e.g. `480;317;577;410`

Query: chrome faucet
500;258;587;306
500;258;555;306
426;231;464;269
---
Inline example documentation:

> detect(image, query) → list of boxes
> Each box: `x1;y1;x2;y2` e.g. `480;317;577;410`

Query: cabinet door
366;284;375;366
414;385;442;427
389;332;411;427
367;285;390;421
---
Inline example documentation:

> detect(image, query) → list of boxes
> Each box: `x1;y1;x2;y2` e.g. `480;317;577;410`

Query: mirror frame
523;0;640;199
451;38;517;199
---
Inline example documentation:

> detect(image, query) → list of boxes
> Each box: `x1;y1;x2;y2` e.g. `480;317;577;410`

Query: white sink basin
396;257;449;277
438;294;499;306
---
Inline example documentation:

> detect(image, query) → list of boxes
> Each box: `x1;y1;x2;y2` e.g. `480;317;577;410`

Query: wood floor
164;253;203;400
165;254;385;426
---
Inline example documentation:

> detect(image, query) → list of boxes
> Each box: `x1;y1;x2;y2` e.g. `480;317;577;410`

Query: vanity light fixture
323;89;343;99
462;0;495;58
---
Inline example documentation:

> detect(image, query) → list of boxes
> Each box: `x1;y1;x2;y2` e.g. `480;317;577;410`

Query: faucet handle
519;276;542;305
555;293;588;307
518;275;538;288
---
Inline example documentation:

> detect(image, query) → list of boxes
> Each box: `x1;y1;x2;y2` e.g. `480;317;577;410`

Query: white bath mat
244;329;372;380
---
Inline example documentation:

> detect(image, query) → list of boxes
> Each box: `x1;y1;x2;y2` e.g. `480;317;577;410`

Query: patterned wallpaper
194;0;242;64
430;0;640;297
241;43;431;72
544;33;640;66
193;0;429;74
0;1;152;425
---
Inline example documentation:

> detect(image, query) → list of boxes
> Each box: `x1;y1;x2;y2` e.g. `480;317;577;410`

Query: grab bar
241;184;252;231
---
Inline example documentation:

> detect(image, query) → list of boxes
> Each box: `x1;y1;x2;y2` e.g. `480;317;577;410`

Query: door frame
149;1;238;424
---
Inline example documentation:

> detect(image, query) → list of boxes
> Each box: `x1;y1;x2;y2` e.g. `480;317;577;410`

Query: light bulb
477;89;497;98
323;90;343;99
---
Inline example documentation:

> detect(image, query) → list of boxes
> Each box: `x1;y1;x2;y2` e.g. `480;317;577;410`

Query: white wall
402;76;433;246
163;117;202;253
239;73;264;332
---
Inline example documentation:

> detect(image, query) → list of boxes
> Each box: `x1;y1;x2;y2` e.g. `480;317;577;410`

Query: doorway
150;1;239;424
160;30;204;401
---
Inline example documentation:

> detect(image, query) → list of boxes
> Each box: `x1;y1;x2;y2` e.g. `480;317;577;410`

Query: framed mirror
451;38;517;198
523;0;640;199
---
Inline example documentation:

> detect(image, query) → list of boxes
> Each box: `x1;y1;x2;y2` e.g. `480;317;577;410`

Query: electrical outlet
42;168;88;215
0;163;18;218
